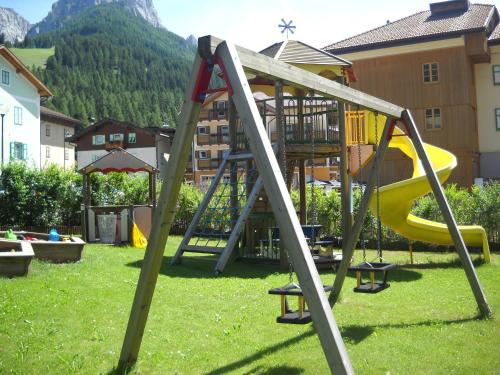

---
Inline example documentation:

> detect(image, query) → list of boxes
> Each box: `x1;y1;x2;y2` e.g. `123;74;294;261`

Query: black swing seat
348;262;396;294
269;284;332;324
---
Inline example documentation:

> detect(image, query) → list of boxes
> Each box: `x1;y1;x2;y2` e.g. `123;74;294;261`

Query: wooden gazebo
80;148;157;243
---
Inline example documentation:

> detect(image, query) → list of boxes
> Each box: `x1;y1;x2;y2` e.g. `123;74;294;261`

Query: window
46;125;51;137
1;69;9;85
10;142;27;160
46;146;50;158
91;155;99;162
493;66;500;85
92;134;105;145
110;133;124;142
64;149;69;161
215;101;227;119
128;132;136;143
423;62;439;83
220;125;229;136
198;126;209;135
198;150;209;159
496;108;500;131
13;107;22;125
425;108;442;130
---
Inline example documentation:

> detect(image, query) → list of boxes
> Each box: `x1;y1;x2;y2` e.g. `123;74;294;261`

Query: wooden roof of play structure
79;148;157;174
260;40;351;66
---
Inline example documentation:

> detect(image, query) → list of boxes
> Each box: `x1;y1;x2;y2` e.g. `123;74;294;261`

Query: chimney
430;0;470;15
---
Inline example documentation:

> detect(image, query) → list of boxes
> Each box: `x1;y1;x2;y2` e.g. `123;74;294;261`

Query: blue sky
1;0;499;50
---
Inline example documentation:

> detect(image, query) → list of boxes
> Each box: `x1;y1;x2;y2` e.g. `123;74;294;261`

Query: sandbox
1;231;85;263
0;240;34;277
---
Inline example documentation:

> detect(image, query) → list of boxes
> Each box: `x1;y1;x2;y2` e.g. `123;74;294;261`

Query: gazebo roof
79;148;157;174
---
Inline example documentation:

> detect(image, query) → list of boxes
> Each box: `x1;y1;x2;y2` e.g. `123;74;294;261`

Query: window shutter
195;151;199;158
10;142;14;160
22;144;28;160
92;135;96;145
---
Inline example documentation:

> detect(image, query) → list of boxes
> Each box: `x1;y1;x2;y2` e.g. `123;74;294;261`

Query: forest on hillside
24;3;196;127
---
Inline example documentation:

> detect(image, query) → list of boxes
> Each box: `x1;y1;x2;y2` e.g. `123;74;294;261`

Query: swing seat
268;284;333;324
348;262;395;294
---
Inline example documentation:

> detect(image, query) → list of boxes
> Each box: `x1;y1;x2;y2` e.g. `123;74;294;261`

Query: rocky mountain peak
29;0;162;36
0;7;31;43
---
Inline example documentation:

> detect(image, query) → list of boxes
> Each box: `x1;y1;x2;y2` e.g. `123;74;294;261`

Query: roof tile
324;4;496;53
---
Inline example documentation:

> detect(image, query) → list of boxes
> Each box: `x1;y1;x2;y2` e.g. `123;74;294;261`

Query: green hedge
0;163;498;247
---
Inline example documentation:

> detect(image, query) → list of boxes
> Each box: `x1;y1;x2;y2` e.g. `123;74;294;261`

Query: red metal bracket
386;119;398;141
191;58;214;103
387;118;412;140
214;56;234;97
191;57;234;103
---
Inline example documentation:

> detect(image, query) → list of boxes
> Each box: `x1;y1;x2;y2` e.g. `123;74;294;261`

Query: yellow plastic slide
364;113;490;262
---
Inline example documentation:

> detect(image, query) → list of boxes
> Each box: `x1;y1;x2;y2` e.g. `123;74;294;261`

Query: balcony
199;108;229;121
197;134;230;146
105;141;125;150
197;158;223;170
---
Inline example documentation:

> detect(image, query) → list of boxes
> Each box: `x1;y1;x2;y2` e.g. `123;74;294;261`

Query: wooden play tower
117;36;491;374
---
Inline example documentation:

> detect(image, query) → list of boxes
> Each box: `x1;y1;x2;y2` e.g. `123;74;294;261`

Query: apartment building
324;0;500;186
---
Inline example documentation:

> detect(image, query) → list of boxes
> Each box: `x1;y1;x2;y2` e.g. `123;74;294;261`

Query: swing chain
374;112;383;262
355;106;367;261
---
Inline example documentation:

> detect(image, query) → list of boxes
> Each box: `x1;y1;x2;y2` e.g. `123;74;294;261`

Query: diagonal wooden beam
401;110;491;317
216;41;354;375
118;54;207;371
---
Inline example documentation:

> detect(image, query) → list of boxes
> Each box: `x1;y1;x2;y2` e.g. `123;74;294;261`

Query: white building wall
41;121;76;169
0;55;41;167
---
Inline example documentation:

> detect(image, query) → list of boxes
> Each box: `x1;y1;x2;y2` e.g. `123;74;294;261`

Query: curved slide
364;113;491;262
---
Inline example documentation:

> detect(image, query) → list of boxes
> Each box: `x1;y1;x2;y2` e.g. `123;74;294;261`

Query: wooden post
329;117;393;306
228;97;239;230
401;110;491;317
216;41;354;375
118;54;207;371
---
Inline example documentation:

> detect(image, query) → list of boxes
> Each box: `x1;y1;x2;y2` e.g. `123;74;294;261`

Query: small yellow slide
364;113;490;262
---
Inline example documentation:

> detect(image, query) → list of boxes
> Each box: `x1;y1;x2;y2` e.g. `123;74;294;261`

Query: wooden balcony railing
197;134;231;146
105;141;124;150
345;111;368;145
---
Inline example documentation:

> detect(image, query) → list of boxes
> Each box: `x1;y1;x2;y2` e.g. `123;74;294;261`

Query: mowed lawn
9;47;55;69
0;238;498;374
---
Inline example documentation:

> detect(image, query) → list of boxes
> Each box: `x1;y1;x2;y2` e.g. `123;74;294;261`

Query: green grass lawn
9;47;55;69
0;238;498;374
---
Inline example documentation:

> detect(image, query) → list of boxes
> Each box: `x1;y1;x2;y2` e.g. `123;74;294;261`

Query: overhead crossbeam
198;35;404;118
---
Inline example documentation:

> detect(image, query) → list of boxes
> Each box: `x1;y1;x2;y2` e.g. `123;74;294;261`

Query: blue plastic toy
49;228;60;242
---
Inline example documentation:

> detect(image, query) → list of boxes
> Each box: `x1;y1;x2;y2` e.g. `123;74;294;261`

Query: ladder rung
182;245;224;254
